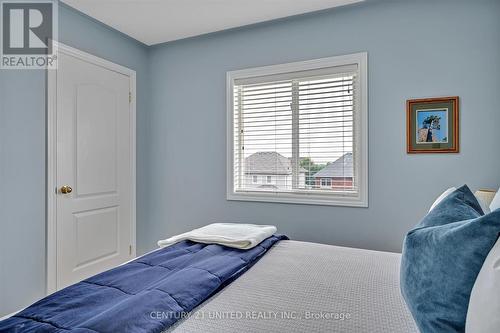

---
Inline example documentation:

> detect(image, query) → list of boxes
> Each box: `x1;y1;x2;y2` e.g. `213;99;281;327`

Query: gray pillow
466;237;500;332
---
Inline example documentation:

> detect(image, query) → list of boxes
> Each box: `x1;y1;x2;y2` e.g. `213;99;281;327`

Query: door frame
46;42;136;294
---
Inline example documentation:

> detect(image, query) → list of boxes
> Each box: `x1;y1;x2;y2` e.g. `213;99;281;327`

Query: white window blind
227;53;368;207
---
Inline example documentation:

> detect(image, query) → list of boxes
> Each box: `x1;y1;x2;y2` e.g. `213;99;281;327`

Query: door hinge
129;92;132;103
129;245;132;255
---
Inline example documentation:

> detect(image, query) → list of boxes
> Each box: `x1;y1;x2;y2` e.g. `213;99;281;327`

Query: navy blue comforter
0;235;287;332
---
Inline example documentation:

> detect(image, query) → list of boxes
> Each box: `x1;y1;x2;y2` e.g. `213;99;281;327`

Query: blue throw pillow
401;185;500;333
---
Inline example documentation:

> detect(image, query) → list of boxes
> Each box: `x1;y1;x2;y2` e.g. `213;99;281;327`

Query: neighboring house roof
245;151;306;175
313;153;354;178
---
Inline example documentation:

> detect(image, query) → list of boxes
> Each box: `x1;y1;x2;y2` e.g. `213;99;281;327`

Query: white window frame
226;52;368;207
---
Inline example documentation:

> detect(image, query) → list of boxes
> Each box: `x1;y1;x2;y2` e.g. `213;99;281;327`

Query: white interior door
54;49;135;290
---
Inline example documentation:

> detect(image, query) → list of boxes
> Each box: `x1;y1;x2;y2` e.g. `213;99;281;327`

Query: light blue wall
143;0;500;254
0;3;149;316
1;0;500;318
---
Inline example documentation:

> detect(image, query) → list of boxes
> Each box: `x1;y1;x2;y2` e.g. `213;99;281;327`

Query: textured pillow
466;237;500;333
401;185;500;333
491;189;500;212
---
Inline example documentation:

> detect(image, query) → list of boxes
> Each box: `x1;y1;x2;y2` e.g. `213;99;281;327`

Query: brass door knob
60;185;73;194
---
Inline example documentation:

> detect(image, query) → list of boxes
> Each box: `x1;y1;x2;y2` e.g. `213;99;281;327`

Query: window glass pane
237;81;293;192
231;58;363;205
298;75;355;193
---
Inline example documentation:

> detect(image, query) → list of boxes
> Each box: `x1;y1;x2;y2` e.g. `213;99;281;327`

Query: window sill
227;191;368;207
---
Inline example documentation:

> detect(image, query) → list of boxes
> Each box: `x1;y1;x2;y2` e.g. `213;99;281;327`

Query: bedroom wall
0;4;150;316
1;0;499;319
144;0;500;253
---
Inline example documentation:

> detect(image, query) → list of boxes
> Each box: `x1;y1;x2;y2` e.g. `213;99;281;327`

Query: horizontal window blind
233;67;358;196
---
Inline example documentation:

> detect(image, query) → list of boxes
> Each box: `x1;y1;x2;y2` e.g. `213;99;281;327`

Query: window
227;53;368;207
320;178;331;188
252;175;258;183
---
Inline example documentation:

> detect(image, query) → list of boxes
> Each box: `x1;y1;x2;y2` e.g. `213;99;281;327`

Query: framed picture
406;96;459;153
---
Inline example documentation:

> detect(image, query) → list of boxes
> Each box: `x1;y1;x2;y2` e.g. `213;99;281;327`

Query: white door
55;49;135;290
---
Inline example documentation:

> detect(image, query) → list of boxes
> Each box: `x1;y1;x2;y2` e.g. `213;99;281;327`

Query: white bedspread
157;223;277;250
165;240;418;333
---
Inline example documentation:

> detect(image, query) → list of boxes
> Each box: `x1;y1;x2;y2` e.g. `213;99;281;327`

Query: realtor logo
1;0;58;69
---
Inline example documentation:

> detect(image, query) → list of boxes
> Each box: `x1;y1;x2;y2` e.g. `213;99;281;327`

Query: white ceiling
62;0;364;46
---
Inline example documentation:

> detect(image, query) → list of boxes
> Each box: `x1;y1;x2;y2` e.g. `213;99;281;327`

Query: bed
0;238;418;332
166;240;418;333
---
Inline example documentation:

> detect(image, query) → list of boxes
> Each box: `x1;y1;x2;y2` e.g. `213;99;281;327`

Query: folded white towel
157;223;277;250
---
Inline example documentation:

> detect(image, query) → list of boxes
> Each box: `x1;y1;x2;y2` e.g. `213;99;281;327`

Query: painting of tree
416;110;448;143
407;97;459;153
422;115;441;130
